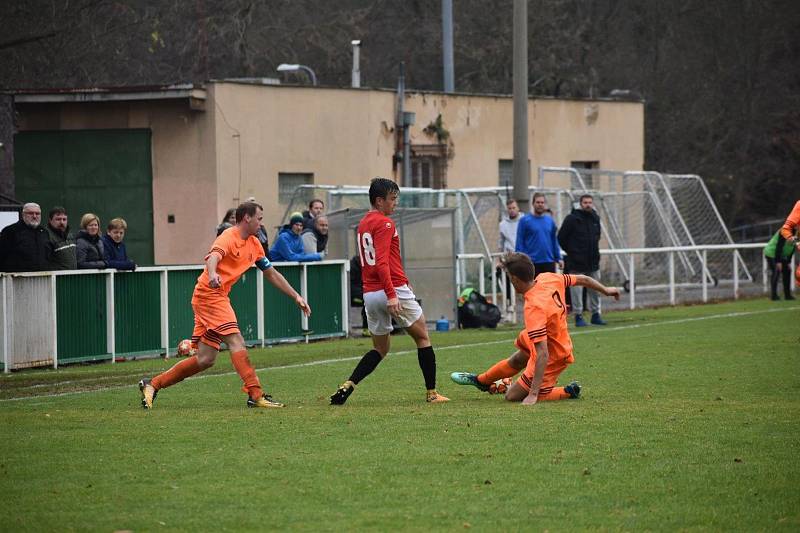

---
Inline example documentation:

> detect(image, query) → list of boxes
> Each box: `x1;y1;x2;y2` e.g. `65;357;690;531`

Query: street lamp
277;63;318;86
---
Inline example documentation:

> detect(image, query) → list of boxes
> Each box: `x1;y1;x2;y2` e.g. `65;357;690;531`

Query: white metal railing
459;242;782;321
457;252;517;323
600;242;776;309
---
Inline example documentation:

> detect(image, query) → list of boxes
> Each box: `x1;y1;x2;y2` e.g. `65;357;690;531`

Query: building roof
8;83;207;110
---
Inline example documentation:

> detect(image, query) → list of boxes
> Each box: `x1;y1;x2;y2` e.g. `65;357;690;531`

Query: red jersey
357;210;408;299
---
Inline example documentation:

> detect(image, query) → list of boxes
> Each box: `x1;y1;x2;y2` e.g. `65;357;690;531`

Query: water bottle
435;316;449;331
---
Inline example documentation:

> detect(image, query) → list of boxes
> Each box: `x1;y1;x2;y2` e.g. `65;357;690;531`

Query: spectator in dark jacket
557;194;605;326
302;198;325;230
0;202;50;272
216;208;236;236
102;217;136;270
45;206;77;270
76;213;107;269
269;212;322;262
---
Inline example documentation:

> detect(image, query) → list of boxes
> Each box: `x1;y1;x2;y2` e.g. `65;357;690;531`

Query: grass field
1;298;798;531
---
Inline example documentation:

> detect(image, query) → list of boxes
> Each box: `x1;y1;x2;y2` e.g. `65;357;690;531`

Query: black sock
417;346;436;390
348;349;383;385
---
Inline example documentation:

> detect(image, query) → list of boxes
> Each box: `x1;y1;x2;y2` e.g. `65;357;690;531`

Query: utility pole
442;0;455;93
512;0;529;212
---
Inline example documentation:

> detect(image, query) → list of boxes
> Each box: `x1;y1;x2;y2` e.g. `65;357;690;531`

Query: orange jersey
780;200;800;240
194;226;266;299
522;272;577;360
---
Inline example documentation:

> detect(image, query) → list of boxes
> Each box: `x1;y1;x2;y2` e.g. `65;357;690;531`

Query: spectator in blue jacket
269;212;322;263
101;217;136;270
515;193;562;278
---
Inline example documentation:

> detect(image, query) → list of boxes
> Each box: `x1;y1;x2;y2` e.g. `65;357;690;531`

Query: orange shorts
513;329;574;395
191;294;240;351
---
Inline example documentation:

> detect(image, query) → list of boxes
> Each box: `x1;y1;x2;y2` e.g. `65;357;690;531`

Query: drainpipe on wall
351;40;361;88
395;63;405;184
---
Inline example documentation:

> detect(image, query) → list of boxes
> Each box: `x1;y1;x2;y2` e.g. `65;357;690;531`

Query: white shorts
363;285;423;335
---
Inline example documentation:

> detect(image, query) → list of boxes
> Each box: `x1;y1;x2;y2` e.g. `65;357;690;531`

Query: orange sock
478;359;518;385
151;356;203;390
538;387;570;401
231;350;263;400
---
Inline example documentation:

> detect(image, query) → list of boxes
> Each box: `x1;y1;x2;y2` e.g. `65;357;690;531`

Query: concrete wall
211;82;396;231
15;99;217;264
13;84;644;264
212;83;644;235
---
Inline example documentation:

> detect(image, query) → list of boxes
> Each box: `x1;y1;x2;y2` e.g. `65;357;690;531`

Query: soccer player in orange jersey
451;252;619;405
139;202;310;409
780;200;800;252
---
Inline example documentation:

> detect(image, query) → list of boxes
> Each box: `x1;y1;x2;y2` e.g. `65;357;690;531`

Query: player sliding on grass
330;178;449;405
451;252;619;405
139;202;310;409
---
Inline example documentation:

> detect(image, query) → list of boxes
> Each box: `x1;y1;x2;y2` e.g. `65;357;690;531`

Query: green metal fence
1;261;348;371
56;273;109;363
264;265;304;341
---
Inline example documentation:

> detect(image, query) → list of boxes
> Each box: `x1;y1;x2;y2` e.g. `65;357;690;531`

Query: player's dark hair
369;177;400;206
235;202;263;223
309;198;324;209
532;192;546;201
49;206;67;219
579;194;593;202
500;252;535;283
505;198;517;206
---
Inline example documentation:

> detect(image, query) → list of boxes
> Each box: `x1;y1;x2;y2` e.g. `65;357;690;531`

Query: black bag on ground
457;288;501;329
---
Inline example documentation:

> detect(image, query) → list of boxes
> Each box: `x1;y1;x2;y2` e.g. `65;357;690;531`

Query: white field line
2;306;797;403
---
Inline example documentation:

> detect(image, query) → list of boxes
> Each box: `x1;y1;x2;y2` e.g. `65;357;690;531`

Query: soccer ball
177;339;196;357
488;378;513;395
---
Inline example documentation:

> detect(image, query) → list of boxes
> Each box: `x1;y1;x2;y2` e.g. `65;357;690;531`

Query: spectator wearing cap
45;206;77;270
269;212;322;262
302;198;325;230
102;217;136;270
76;213;107;269
302;215;329;257
0;202;50;272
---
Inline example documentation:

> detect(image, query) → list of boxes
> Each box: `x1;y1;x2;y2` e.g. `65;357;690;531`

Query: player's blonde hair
500;252;535;282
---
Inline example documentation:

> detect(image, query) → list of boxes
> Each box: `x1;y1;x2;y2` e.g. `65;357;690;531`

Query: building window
278;172;314;204
410;144;448;189
498;159;530;188
570;161;599;189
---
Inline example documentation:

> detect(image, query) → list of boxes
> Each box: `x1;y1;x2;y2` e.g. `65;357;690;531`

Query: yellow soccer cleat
247;393;286;408
139;379;157;409
426;390;450;403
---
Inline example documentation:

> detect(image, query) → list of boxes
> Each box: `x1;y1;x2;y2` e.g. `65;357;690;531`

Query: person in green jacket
764;229;796;301
45;206;77;270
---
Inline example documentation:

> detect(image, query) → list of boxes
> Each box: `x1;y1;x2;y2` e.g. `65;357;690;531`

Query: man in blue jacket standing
515;193;561;278
269;212;323;262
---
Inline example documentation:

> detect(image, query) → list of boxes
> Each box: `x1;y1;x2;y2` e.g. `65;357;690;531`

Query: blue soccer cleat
564;381;582;399
450;372;489;392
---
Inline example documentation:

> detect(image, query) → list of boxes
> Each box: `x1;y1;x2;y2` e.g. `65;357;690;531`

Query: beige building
12;82;643;265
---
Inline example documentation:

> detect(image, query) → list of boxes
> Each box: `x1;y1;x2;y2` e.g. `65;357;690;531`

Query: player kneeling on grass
139;202;311;410
451;252;619;405
330;177;448;405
